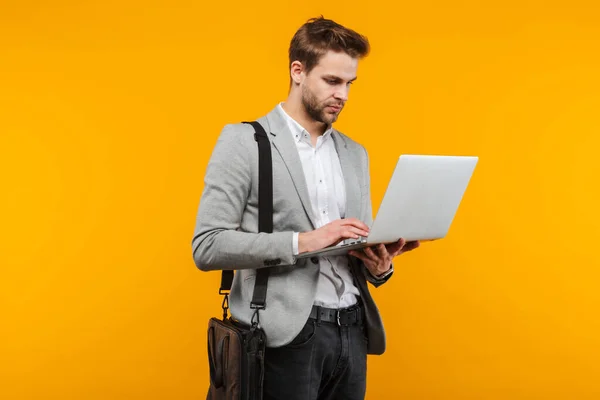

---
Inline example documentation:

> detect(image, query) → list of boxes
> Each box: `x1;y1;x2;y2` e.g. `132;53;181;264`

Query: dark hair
289;16;370;75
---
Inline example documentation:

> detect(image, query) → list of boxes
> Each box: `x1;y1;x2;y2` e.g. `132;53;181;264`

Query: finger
338;226;369;240
350;250;377;272
386;241;403;255
349;250;370;264
377;243;390;258
346;226;369;237
386;239;404;254
330;228;357;243
400;240;420;253
386;238;405;257
364;246;380;261
340;218;370;233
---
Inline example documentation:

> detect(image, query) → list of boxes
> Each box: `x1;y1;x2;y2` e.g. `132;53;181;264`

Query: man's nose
333;86;349;102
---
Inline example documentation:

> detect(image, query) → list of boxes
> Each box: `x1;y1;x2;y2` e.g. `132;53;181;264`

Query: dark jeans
263;310;368;400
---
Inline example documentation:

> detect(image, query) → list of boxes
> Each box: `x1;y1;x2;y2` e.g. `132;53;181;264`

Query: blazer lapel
263;108;317;229
332;132;361;221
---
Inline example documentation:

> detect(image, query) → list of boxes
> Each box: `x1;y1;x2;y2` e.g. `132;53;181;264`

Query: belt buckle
336;309;341;326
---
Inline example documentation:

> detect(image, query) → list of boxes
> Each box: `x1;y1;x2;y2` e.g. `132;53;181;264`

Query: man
192;16;420;400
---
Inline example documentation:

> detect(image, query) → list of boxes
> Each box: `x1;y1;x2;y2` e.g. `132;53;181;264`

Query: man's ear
290;60;304;85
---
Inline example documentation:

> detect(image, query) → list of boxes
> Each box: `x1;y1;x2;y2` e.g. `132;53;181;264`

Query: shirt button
310;257;319;264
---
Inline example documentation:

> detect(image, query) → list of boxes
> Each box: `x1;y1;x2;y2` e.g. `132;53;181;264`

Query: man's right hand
298;218;370;254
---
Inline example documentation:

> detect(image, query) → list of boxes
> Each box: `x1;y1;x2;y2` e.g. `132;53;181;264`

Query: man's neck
281;100;328;139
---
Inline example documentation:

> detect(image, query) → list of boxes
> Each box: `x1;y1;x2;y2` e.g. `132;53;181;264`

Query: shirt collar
277;102;333;144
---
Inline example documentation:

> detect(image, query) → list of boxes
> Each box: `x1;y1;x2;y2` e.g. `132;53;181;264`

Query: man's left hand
349;238;420;278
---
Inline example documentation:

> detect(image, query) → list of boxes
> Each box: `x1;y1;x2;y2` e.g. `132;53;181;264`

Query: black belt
309;303;363;326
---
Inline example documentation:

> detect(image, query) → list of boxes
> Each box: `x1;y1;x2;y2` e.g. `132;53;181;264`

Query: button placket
281;110;359;309
316;148;328;218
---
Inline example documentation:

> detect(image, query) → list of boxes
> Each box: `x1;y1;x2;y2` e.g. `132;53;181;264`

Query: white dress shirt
277;103;361;309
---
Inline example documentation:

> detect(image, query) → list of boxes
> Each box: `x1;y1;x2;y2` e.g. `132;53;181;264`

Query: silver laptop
297;154;478;259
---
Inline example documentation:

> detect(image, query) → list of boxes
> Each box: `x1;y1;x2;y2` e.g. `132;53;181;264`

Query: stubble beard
301;84;340;126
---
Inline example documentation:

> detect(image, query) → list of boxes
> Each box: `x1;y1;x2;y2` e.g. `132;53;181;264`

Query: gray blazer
192;105;392;355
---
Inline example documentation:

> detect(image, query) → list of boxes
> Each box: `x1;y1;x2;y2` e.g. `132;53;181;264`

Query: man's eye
326;79;337;84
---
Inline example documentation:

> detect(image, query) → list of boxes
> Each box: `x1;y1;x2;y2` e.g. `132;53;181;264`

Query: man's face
300;51;358;126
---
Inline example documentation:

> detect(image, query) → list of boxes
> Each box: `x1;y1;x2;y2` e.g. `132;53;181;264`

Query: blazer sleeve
361;145;394;287
191;123;295;271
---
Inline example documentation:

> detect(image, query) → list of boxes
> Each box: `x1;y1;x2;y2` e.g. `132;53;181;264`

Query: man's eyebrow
323;74;358;82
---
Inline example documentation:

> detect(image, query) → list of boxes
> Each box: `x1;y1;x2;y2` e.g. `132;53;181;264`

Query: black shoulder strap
219;120;273;311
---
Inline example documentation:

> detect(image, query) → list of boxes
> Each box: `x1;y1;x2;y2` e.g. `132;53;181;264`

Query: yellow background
1;1;599;399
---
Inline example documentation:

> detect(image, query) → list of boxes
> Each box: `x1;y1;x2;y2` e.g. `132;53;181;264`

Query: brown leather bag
207;312;267;399
206;121;272;400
